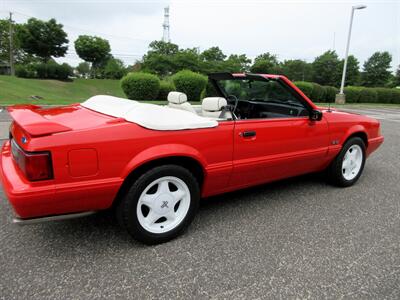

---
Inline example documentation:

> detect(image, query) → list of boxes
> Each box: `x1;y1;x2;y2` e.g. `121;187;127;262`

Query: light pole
336;4;367;104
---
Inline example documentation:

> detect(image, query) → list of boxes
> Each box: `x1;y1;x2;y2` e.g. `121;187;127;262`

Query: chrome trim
13;211;97;225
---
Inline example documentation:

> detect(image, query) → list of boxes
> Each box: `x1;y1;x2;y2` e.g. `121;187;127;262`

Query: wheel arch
341;124;368;148
112;147;207;208
344;130;369;148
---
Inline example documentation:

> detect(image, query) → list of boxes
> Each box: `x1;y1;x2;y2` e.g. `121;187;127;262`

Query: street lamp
336;4;367;104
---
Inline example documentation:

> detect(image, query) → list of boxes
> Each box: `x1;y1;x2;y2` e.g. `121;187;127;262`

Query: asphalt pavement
0;108;399;299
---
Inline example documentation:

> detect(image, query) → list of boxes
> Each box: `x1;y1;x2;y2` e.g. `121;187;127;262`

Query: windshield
216;78;303;107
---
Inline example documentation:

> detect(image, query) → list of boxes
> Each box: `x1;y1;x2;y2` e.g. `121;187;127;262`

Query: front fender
340;124;368;145
120;143;208;179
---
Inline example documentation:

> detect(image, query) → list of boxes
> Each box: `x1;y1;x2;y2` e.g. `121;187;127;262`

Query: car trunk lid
7;104;117;139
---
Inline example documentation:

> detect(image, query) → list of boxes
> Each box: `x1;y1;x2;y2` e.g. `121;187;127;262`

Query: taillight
11;139;53;181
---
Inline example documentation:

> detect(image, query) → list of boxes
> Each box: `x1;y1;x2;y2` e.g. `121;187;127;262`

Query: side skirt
13;211;97;226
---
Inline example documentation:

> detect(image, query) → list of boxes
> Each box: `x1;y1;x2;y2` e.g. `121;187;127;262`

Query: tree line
0;17;399;88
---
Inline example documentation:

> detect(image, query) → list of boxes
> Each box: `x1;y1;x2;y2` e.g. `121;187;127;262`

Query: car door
229;115;330;189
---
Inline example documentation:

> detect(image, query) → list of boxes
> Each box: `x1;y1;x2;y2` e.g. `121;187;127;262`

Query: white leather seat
167;92;196;114
201;97;231;119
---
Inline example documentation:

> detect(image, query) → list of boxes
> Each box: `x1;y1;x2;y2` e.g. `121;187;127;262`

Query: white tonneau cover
81;95;218;131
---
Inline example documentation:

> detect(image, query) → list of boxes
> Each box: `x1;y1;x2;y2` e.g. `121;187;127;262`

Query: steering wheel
226;94;239;118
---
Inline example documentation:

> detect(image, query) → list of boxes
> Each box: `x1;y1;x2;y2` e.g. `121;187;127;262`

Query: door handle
240;131;256;138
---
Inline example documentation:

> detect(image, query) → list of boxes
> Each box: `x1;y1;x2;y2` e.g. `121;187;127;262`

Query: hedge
205;81;219;98
15;64;35;78
325;86;339;103
158;80;175;100
375;88;393;104
172;70;207;101
343;86;362;103
15;62;72;80
391;89;400;104
294;80;400;104
359;88;377;103
293;81;313;99
310;83;326;103
121;72;160;100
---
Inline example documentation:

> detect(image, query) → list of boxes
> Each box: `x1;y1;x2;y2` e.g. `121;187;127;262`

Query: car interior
167;77;310;121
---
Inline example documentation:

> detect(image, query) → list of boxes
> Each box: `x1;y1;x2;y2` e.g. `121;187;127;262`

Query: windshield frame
209;73;314;112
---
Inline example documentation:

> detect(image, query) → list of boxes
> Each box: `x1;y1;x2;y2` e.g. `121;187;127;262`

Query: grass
0;75;127;105
0;76;399;108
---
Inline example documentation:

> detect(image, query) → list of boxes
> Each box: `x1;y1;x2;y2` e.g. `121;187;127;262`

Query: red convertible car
0;73;383;244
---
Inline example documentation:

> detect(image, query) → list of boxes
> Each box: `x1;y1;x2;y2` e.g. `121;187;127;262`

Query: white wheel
342;144;363;181
328;137;366;187
136;176;191;234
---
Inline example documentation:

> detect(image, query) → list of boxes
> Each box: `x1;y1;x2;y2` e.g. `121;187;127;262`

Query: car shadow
33;172;330;250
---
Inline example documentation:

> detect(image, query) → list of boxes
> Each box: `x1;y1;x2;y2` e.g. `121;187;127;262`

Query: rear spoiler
7;105;72;137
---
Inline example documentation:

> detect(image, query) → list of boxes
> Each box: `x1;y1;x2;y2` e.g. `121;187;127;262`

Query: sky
1;0;399;71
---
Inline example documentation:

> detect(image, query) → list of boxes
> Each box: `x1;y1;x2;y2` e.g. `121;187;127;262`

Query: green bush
103;58;126;79
325;86;338;103
121;72;160;100
359;88;377;103
391;89;400;104
344;86;362;103
293;81;313;99
310;83;325;102
205;81;219;98
16;62;72;80
158;80;175;100
15;65;35;78
56;63;73;80
375;88;393;104
172;70;207;101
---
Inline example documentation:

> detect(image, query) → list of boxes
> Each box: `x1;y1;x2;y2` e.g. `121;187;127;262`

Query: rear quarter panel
32;120;234;214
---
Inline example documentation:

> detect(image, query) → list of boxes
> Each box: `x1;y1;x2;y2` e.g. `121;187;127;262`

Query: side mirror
310;109;323;121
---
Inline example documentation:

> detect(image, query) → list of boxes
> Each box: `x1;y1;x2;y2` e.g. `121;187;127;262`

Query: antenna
162;6;170;42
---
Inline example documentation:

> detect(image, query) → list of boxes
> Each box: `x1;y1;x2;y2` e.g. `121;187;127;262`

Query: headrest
202;97;227;112
168;92;187;104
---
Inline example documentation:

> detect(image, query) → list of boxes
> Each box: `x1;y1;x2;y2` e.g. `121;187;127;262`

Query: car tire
116;165;200;244
328;137;366;187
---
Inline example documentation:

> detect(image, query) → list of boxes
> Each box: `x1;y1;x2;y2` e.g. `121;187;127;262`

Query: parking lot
0;108;399;299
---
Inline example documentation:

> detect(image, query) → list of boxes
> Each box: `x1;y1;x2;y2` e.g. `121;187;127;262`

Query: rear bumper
0;140;56;218
367;136;384;156
1;140;123;220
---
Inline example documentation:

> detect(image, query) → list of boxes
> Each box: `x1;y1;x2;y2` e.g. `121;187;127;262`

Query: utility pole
162;6;170;42
9;12;15;76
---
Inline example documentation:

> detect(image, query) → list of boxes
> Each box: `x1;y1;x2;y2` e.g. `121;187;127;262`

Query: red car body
0;74;383;220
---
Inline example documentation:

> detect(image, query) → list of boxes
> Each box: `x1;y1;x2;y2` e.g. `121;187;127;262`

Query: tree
76;62;90;77
0;19;29;66
362;51;392;87
280;59;312;81
200;47;226;62
173;48;201;73
312;50;341;86
141;53;175;77
17;18;68;62
102;58;126;79
141;40;180;77
74;35;111;77
394;65;400;87
147;40;179;56
223;54;251;72
338;55;360;86
250;52;280;74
